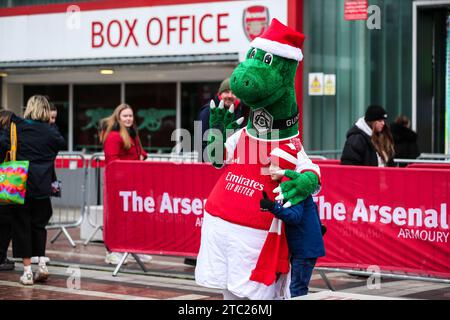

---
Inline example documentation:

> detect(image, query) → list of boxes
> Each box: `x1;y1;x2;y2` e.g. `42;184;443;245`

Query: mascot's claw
283;201;292;208
236;117;244;125
273;186;281;194
210;100;216;109
229;104;235;114
219;100;224;109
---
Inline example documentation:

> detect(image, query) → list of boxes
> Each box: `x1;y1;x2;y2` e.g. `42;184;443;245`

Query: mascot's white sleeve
224;129;244;164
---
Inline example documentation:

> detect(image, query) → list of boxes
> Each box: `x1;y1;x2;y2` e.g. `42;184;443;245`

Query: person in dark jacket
198;78;248;157
0;109;15;271
390;115;420;166
341;105;395;167
0;95;66;285
260;145;325;298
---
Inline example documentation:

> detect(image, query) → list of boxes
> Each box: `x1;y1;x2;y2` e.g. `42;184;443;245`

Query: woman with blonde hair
0;95;65;285
341;105;395;167
100;103;150;265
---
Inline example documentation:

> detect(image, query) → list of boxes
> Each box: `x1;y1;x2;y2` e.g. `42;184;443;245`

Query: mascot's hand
209;100;244;133
273;170;319;208
207;100;244;167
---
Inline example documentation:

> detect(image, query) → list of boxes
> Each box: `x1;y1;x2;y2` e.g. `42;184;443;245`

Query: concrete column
2;82;23;115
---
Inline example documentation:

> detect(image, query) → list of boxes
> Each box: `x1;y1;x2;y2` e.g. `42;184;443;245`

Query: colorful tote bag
0;122;29;204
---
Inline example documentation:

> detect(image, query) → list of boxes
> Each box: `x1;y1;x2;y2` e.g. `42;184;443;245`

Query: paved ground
0;229;449;300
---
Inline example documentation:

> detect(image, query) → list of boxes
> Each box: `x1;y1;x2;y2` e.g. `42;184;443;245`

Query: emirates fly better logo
243;6;269;41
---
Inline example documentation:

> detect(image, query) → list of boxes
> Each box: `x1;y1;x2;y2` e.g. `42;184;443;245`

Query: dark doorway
416;6;449;153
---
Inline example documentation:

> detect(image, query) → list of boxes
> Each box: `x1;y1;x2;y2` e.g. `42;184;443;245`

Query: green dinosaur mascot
195;19;321;300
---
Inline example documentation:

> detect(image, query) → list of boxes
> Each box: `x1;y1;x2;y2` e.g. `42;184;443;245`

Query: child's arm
260;191;304;225
271;202;304;225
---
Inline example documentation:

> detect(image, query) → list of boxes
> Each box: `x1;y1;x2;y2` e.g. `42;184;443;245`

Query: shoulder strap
4;122;17;162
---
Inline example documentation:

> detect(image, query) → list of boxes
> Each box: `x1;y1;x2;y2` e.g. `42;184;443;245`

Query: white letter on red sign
119;191;132;212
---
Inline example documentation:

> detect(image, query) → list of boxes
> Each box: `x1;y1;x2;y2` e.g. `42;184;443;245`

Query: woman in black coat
0;110;15;271
0;95;65;285
341;105;395;167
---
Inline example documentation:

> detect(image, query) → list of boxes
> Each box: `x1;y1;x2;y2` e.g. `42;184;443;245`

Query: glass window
73;84;121;152
125;83;176;153
181;81;220;135
303;0;413;155
23;84;69;150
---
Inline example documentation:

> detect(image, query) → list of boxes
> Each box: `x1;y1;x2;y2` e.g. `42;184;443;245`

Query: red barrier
104;161;450;278
104;161;220;257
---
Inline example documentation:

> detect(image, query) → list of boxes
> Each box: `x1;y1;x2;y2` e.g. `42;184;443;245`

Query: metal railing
146;151;200;163
47;152;88;248
306;149;341;160
83;153;105;246
418;153;450;160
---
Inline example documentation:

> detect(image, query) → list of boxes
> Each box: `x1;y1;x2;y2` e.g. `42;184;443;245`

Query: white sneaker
105;252;128;265
136;254;153;263
34;265;49;283
31;256;50;264
19;272;34;286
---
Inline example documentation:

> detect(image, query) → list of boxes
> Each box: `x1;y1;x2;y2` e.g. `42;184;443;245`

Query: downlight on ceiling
100;69;114;75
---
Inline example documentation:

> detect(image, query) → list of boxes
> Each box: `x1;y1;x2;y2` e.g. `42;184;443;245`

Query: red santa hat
270;143;298;170
250;18;305;61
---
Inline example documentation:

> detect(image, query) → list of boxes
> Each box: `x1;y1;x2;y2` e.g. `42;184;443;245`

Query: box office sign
0;0;287;62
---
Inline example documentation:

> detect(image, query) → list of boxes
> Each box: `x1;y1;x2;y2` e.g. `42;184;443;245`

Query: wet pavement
0;229;449;300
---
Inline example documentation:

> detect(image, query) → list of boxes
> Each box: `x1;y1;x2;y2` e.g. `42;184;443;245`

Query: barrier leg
83;226;103;246
131;254;148;273
317;269;335;291
112;252;129;277
60;227;76;248
50;229;63;244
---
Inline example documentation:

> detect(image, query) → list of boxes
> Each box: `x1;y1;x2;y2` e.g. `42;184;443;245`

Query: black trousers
0;206;12;262
10;197;53;258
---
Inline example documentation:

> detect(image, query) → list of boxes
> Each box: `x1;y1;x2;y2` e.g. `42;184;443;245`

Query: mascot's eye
263;53;273;65
249;48;257;59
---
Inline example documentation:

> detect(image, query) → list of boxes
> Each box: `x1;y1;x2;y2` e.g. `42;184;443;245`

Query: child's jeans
290;257;317;297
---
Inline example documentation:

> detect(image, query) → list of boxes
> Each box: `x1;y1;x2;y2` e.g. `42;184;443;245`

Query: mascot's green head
231;19;305;139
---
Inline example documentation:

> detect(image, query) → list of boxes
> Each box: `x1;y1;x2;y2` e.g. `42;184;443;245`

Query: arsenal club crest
243;6;269;41
252;108;273;135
